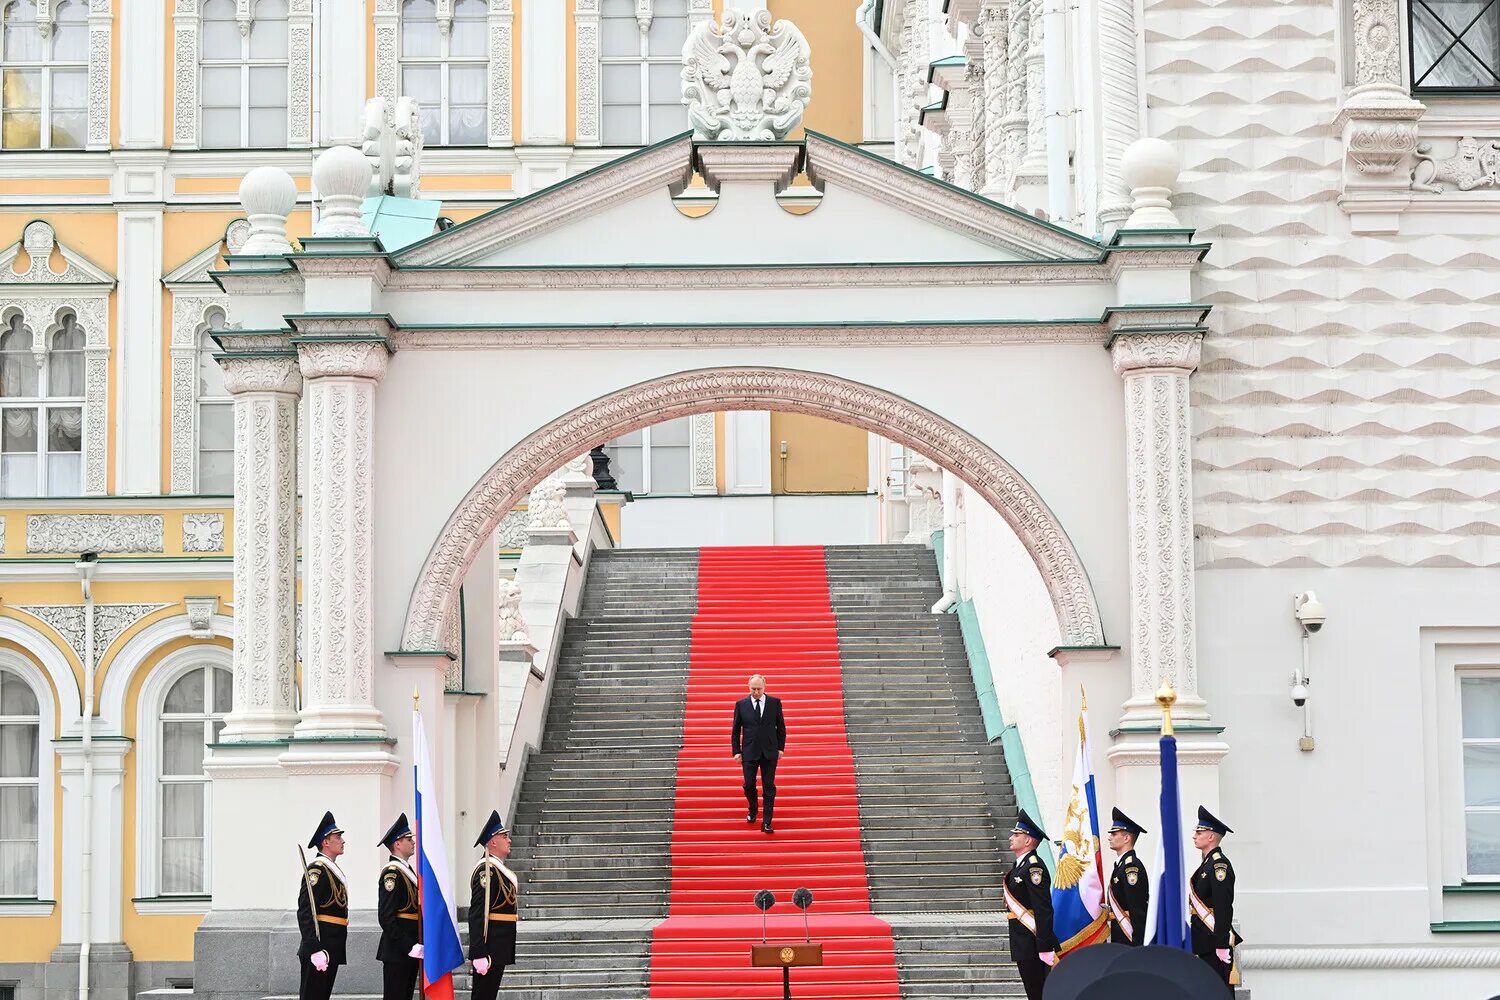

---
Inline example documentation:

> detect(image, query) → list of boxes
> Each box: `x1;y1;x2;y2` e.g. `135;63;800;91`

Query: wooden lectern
750;943;823;1000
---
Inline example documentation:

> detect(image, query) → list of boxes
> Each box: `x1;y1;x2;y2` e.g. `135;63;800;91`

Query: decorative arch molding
401;367;1105;650
0;646;59;905
98;612;235;735
0;613;82;727
131;641;233;903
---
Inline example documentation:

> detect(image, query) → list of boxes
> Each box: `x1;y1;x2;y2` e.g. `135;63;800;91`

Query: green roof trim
1430;920;1500;933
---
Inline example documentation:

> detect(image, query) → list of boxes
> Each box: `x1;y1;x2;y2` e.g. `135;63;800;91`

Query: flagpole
413;687;424;997
1156;677;1175;736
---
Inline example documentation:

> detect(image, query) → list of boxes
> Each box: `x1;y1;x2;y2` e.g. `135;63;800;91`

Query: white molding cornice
1240;946;1500;970
390;321;1106;349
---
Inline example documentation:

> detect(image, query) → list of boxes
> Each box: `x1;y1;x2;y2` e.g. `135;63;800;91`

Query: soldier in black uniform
377;813;422;1000
1190;806;1240;992
296;811;349;1000
467;810;518;1000
1106;807;1149;946
1003;809;1057;1000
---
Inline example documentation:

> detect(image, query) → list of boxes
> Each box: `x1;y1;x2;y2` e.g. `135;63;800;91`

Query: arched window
0;663;41;897
600;0;690;145
158;662;232;895
0;0;86;149
196;309;232;494
0;310;82;497
200;0;289;148
399;0;487;146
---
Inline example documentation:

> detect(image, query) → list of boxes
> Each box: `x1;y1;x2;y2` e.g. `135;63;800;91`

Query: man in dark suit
376;813;421;1000
1190;806;1240;993
1106;807;1149;946
296;811;349;1000
731;674;786;834
468;810;518;1000
1004;809;1057;1000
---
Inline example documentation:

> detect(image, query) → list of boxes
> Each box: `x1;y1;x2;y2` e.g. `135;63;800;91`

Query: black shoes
761;822;774;834
747;809;758;824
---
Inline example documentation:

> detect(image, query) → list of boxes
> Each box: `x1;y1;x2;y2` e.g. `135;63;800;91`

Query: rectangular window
603;417;695;495
600;0;690;145
1461;674;1500;878
198;401;234;495
1411;0;1500;92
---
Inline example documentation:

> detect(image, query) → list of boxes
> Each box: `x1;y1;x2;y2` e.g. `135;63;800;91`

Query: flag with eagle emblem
1051;687;1109;955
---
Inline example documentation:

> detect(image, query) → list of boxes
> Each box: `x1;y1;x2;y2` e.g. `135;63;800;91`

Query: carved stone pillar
1095;0;1140;230
963;25;986;192
979;0;1008;196
1110;331;1210;726
1014;2;1047;192
1335;0;1425;232
217;355;302;743
293;340;391;739
898;0;930;167
1001;0;1030;187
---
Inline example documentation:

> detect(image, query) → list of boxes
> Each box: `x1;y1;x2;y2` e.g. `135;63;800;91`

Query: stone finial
312;144;373;238
527;475;571;531
682;8;812;141
238;167;298;254
496;579;529;646
1120;138;1182;229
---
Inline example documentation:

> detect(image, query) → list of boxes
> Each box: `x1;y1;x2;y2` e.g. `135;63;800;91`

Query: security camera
1293;591;1326;634
1290;678;1309;707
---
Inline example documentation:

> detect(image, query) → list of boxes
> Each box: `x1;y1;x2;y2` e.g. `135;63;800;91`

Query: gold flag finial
413;685;421;712
1155;678;1177;737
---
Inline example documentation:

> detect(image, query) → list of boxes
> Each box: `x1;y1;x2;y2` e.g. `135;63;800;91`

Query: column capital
296;338;391;381
220;354;303;396
1109;330;1203;377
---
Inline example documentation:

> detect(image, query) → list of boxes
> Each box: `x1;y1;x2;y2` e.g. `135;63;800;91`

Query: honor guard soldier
377;814;422;1000
1004;809;1058;1000
296;811;349;1000
1106;807;1149;946
468;810;518;1000
1190;806;1241;992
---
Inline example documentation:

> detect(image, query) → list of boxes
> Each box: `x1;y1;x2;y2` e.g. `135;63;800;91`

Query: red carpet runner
648;546;901;1000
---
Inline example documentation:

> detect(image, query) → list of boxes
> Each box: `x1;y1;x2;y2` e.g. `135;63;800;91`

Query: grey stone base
193;909;385;1000
44;943;134;1000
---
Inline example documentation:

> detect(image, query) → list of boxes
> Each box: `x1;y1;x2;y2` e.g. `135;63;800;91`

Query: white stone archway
401;366;1105;652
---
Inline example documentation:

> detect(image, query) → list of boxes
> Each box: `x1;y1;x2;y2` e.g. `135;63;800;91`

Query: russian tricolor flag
1145;731;1191;950
414;707;466;1000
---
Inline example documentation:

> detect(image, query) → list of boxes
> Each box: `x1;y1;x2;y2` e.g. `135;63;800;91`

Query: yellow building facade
0;2;886;991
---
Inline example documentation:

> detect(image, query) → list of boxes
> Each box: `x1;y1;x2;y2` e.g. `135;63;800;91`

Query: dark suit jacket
731;695;786;761
1190;848;1240;953
376;857;420;962
296;856;349;964
468;856;518;966
1004;849;1058;960
1108;849;1149;946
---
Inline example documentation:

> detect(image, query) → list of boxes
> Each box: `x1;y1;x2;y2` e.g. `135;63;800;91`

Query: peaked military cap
307;810;343;849
1109;807;1147;837
474;809;508;846
1011;808;1046;841
1195;805;1232;836
379;812;413;849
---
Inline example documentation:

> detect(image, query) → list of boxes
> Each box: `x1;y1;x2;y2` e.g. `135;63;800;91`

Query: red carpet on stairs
649;547;901;1000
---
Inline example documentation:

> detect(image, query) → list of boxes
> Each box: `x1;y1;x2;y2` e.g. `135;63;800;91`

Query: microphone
754;889;776;943
793;887;813;942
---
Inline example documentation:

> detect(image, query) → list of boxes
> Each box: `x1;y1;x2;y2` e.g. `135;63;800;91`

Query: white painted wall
618;494;880;548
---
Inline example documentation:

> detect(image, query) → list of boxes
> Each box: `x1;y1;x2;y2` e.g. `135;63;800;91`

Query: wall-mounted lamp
1291;591;1326;752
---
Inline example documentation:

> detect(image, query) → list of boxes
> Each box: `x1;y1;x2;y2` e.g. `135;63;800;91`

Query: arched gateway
205;125;1214;940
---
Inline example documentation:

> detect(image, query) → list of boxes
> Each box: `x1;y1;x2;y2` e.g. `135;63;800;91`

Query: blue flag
1145;733;1190;949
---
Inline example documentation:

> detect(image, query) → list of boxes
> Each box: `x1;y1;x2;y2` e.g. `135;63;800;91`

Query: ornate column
1001;0;1029;186
978;0;1008;196
1013;1;1047;192
293;338;392;739
217;353;302;742
963;19;987;193
1095;0;1140;230
1335;0;1425;232
897;0;930;167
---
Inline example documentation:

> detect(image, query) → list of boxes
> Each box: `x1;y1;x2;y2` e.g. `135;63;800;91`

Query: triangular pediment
0;220;115;287
393;131;1103;270
164;220;250;287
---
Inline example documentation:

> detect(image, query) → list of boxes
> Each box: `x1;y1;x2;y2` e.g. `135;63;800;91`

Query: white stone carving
0;516;6;553
313;144;374;237
363;96;424;199
27;514;163;553
978;0;1008;195
0;221;115;285
402;368;1105;651
496;579;529;645
168;293;227;494
184;596;220;639
526;474;570;531
1096;0;1140;228
575;0;601;146
86;0;110;149
294;340;390;739
17;603;172;669
1002;0;1029;183
682;8;812;141
495;509;527;549
690;413;716;494
217;355;301;743
1121;137;1182;228
182;513;226;552
488;0;514;146
287;0;313;146
1240;947;1500;971
1111;331;1206;725
895;0;930;166
1410;136;1500;193
238;168;298;254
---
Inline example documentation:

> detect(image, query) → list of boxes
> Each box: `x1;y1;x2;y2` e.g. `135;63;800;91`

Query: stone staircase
827;545;1023;998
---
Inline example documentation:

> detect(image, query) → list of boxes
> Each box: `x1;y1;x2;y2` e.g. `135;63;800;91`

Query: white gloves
1216;948;1231;964
408;944;424;959
473;957;491;976
1039;951;1056;966
310;951;329;973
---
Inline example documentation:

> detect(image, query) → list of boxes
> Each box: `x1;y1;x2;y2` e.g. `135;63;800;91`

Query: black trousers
298;961;337;1000
1198;951;1233;992
383;954;420;1000
1016;957;1049;1000
742;755;778;823
470;963;506;1000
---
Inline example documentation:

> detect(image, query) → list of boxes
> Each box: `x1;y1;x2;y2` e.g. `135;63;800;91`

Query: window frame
604;416;694;496
134;645;233;905
0;651;54;906
1459;667;1500;881
0;310;85;499
397;0;489;147
599;0;690;146
1408;0;1500;95
198;0;291;149
194;309;233;496
0;0;89;150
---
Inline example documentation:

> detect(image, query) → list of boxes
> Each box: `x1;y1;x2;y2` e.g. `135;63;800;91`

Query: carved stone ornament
1110;331;1203;376
1411;136;1500;192
363;95;425;199
297;341;390;381
682;8;812;141
496;579;529;645
182;513;226;553
184;596;220;639
18;602;172;669
495;509;527;549
27;514;164;554
220;356;303;396
526;475;571;531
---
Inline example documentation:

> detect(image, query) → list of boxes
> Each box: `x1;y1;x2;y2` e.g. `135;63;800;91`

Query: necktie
755;699;762;716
